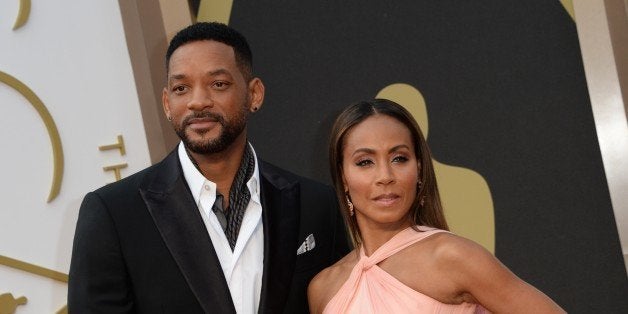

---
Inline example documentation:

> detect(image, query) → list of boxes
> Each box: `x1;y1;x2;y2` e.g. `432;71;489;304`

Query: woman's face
342;114;419;230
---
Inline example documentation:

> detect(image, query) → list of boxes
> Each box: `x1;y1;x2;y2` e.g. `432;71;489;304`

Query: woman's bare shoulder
308;249;360;313
430;232;492;264
397;231;493;285
389;231;496;304
405;230;487;261
310;248;359;289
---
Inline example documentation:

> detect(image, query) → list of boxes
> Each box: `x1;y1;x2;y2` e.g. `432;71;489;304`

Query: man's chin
183;136;230;155
185;126;219;138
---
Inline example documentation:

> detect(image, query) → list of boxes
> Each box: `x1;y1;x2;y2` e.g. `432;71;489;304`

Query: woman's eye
392;156;409;163
356;159;373;167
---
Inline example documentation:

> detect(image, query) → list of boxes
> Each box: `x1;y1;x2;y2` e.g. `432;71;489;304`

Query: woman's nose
376;164;395;185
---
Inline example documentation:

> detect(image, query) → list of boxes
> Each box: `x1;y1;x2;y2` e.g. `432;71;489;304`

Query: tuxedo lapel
139;151;236;314
258;162;301;314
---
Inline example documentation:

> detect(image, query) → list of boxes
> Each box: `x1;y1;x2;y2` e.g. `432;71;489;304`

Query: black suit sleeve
68;192;133;313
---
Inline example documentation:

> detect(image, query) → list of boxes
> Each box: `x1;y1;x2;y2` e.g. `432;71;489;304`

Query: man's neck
187;132;248;205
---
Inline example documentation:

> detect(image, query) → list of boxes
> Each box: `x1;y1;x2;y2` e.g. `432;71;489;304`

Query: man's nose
187;88;213;111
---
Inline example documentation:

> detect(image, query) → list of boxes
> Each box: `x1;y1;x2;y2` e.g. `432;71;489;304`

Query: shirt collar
178;142;261;208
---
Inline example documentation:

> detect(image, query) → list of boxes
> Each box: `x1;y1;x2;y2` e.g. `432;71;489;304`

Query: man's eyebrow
168;73;187;82
168;69;233;83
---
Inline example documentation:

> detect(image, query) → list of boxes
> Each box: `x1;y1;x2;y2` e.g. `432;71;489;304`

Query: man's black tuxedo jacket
68;149;350;313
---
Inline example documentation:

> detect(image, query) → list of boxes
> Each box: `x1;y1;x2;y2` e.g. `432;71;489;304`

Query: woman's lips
373;193;400;206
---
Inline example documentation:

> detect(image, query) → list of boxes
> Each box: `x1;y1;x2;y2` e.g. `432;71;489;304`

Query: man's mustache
181;111;225;127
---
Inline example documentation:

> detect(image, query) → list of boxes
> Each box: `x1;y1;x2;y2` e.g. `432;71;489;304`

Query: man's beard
173;107;248;154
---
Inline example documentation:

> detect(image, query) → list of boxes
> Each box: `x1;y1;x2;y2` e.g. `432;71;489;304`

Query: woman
308;99;565;313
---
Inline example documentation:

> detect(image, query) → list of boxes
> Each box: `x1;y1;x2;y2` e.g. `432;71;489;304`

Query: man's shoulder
92;150;177;198
259;160;331;192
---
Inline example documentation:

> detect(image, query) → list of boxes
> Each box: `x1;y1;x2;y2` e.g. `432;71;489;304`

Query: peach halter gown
323;226;488;314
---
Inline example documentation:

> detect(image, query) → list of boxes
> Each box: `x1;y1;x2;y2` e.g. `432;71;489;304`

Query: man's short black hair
165;22;253;80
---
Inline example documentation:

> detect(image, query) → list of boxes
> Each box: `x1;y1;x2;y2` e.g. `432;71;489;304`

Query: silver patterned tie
212;193;229;235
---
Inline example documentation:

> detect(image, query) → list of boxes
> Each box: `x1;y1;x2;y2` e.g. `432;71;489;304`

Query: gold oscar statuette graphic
559;0;575;20
0;71;64;202
0;293;27;314
12;0;31;30
0;255;68;313
197;0;233;24
377;83;496;253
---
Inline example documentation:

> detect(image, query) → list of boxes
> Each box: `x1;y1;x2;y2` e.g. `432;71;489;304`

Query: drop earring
346;194;354;216
417;179;425;207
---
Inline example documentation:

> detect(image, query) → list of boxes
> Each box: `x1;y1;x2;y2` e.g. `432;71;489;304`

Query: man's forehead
170;40;235;60
167;68;233;81
168;40;237;69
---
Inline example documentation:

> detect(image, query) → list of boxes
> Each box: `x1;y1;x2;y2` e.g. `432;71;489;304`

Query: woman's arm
437;235;565;314
308;269;329;314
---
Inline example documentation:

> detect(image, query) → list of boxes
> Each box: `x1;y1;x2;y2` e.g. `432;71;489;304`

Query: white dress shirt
178;142;264;314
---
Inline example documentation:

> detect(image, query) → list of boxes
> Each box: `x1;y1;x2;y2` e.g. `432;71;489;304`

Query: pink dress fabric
323;226;487;314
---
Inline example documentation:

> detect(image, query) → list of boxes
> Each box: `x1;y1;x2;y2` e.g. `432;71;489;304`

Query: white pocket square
296;234;316;255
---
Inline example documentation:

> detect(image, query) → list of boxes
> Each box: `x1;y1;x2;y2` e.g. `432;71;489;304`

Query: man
68;22;349;314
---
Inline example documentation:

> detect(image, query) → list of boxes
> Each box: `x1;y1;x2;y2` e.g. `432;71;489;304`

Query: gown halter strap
359;226;449;269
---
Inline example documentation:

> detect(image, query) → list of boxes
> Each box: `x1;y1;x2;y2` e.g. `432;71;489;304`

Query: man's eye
213;81;230;89
173;86;186;93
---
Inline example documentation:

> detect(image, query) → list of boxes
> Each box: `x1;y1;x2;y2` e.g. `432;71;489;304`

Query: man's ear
162;88;171;120
248;77;265;112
